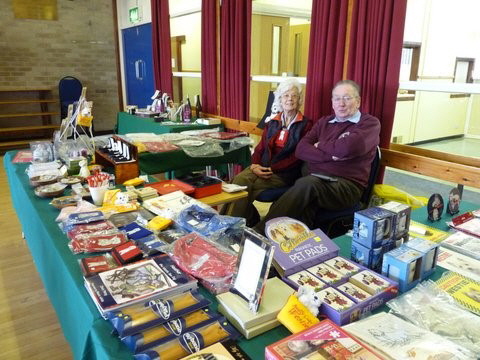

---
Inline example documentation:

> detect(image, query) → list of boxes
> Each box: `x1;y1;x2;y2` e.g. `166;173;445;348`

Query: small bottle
195;94;202;119
183;95;192;123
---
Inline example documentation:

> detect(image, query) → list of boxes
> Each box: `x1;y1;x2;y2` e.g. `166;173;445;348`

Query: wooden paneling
0;156;71;359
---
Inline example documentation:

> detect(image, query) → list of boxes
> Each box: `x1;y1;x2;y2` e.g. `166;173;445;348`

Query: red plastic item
178;175;222;198
112;241;144;264
146;180;195;195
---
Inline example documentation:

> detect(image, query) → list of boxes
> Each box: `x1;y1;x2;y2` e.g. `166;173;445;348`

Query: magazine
84;254;197;317
448;212;480;238
437;248;480;282
436;272;480;316
441;231;480;260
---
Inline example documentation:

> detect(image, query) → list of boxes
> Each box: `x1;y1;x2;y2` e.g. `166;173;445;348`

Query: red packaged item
171;233;237;294
266;319;383;360
80;254;120;276
143;141;180;153
70;232;129;254
112;241;144;264
146;180;195;195
67;220;116;239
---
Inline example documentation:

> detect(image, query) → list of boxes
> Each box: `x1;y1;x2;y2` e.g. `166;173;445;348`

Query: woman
223;78;311;227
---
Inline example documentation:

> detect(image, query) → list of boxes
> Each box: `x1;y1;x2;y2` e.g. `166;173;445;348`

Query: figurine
79;159;90;178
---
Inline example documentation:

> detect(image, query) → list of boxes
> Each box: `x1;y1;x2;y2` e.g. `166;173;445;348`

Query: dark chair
59;76;82;120
255;146;382;237
256;90;275;130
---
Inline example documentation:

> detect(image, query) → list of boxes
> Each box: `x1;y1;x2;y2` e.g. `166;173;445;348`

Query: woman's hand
250;164;273;179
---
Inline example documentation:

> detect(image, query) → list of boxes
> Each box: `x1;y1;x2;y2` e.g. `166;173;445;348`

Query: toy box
378;201;411;241
382;244;423;292
351;240;393;272
404;237;440;278
353;207;396;248
283;257;398;326
176;174;222;198
264;217;339;277
265;318;383;360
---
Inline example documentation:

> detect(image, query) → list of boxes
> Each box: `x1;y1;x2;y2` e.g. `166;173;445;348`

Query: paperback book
437;248;480;282
441;231;480;261
408;220;449;243
84;254;197;317
436;271;480;316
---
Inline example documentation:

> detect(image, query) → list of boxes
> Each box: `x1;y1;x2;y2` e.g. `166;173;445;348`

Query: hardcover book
84;254;197;316
265;217;339;277
435;271;480;316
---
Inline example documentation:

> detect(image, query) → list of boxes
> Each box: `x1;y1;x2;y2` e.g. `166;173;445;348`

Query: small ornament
446;188;461;215
427;193;444;221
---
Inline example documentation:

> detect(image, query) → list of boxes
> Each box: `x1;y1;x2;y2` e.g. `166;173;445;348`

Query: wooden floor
0;156;72;359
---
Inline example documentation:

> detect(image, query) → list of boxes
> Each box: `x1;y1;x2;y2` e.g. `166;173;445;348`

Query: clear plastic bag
387;280;480;354
177;138;224;158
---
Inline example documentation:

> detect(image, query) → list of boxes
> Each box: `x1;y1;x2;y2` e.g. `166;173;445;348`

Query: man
254;80;380;233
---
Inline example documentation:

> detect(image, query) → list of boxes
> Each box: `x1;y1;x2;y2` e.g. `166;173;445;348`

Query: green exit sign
129;7;140;24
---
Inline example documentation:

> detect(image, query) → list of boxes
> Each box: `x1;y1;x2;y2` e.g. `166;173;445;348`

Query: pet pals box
353;207;395;248
265;318;383;360
382;244;423;292
265;217;339;277
404;237;440;278
378;201;411;241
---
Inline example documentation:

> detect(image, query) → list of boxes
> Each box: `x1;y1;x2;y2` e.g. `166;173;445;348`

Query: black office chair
256;146;382;237
59;76;82;120
256;90;275;130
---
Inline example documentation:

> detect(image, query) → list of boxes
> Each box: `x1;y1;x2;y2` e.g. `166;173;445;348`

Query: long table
117;112;221;135
4;150;477;359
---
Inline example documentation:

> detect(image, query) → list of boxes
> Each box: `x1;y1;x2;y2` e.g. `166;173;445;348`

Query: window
169;0;202;105
249;0;312;123
398;42;420;101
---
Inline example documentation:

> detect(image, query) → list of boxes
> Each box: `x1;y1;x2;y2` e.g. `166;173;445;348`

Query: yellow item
133;142;147;153
276;295;320;333
77;114;93;127
123;177;145;186
102;189;121;205
147;216;172;231
371;184;428;209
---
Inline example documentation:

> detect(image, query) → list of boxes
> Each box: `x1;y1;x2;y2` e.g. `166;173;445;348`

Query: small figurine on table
427;193;444;221
447;188;461;215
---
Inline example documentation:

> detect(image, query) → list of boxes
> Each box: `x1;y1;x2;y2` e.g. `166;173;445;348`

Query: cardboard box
378;201;411;240
404;237;440;278
351;240;391;272
353;207;396;248
382;244;423;292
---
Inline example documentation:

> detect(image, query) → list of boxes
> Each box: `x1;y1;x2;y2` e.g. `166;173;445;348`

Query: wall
0;0;119;131
393;0;480;143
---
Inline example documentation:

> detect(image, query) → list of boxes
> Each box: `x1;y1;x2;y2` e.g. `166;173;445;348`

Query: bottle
183;95;192;123
195;94;202;119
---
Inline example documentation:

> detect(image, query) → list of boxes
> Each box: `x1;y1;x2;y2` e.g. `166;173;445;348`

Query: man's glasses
332;96;357;103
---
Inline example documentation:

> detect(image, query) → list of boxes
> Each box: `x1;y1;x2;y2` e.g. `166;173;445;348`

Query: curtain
304;0;349;122
151;0;173;97
201;0;218;115
219;0;252;120
346;0;407;148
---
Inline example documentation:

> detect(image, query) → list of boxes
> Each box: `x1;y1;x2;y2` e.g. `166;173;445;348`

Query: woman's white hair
271;78;303;114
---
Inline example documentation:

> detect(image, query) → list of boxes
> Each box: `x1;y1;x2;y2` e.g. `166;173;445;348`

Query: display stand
94;135;139;183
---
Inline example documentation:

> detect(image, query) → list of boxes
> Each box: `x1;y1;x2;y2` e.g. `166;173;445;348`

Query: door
122;23;155;108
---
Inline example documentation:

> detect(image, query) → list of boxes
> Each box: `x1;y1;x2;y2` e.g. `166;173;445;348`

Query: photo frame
230;228;274;313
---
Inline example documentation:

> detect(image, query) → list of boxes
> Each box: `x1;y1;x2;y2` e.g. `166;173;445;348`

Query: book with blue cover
84;254;197;317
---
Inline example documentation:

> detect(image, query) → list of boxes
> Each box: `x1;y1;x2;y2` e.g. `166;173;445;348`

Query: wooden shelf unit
0;88;60;151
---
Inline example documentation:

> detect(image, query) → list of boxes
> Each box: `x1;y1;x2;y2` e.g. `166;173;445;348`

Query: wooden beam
381;148;480;189
389;143;480;168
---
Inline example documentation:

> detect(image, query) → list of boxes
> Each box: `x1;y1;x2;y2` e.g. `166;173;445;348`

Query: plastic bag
387;280;480;354
177;138;224;158
167;232;238;294
370;184;428;209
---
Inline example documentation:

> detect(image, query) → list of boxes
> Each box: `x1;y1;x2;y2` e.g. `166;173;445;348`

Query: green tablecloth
117;112;221;135
138;146;251;176
5;150;477;360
